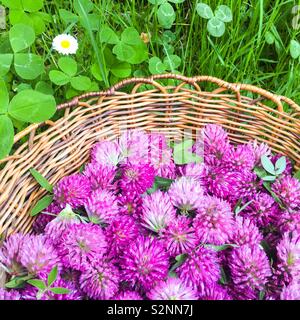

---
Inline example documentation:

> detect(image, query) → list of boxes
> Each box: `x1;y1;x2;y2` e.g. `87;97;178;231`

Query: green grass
71;0;300;101
166;0;300;104
89;0;294;103
2;0;300;103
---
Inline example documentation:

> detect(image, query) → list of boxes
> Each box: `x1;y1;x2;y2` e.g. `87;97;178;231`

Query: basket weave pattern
0;74;299;238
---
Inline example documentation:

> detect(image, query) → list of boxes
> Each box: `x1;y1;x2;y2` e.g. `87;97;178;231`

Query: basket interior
0;76;299;238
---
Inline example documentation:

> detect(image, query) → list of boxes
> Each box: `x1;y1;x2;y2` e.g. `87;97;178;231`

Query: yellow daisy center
61;40;71;49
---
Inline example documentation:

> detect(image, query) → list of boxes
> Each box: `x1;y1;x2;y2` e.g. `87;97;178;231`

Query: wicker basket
0;74;299;239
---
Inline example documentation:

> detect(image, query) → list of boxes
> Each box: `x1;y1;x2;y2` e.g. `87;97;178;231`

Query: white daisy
52;34;78;55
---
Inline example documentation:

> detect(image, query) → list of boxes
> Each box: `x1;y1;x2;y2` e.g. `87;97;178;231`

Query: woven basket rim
2;73;299;166
57;73;300;111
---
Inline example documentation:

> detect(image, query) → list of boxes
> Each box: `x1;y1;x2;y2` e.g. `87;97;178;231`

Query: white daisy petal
52;34;78;55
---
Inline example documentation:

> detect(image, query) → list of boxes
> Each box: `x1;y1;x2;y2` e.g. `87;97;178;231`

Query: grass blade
73;0;109;87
